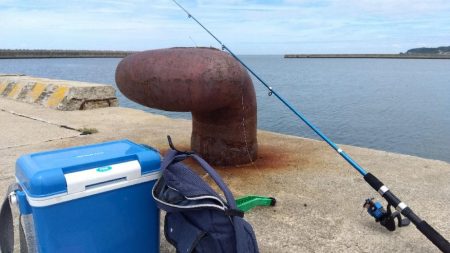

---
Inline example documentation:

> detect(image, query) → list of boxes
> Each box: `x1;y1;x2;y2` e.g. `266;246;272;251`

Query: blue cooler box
15;140;161;253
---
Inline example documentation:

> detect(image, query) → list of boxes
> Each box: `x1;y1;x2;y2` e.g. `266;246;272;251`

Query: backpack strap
161;150;240;212
189;154;238;210
0;183;19;253
0;183;37;253
160;149;179;172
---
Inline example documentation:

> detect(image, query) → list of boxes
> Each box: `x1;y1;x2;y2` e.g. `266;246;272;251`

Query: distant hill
405;46;450;55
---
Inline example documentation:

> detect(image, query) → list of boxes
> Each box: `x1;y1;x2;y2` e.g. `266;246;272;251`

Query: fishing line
188;36;198;47
171;1;450;252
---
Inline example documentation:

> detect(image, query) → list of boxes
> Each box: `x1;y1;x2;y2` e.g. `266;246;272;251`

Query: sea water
1;56;449;163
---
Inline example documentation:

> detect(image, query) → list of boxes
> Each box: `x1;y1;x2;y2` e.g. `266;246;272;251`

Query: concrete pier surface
1;98;449;252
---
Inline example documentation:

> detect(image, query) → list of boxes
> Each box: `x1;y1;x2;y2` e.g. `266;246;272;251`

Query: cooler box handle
64;160;141;194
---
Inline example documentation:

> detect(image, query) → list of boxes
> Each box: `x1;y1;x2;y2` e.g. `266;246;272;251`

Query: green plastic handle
236;195;276;212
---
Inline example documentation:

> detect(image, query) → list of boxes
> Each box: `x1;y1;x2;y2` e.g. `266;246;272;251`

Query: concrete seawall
284;54;450;59
0;49;136;59
0;74;118;110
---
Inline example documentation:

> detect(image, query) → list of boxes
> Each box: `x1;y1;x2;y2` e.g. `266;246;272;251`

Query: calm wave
1;56;449;163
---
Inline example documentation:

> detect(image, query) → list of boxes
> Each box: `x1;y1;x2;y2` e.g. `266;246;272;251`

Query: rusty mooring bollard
115;47;257;165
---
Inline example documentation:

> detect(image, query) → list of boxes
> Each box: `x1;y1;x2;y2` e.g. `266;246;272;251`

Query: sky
0;0;449;54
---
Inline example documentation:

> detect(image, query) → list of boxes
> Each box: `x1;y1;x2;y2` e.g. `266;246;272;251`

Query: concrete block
0;74;118;110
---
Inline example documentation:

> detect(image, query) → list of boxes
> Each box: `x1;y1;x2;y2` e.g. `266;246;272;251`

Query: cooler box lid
16;139;161;198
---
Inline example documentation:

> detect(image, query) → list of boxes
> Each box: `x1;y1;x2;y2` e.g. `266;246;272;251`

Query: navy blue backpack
152;146;259;253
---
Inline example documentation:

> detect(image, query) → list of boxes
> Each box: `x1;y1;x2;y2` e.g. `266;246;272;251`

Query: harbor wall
284;54;450;59
0;74;118;110
0;49;136;59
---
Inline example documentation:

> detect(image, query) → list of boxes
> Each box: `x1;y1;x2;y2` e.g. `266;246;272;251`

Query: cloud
334;0;450;15
0;0;449;53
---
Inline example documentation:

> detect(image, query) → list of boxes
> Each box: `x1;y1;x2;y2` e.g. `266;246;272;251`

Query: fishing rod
171;1;450;252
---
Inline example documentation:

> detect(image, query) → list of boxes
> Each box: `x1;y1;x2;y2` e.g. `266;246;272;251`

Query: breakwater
0;74;117;110
0;49;137;59
284;54;450;59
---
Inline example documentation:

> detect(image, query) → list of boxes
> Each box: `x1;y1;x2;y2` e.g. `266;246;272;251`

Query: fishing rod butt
403;207;450;252
364;173;450;252
417;220;450;253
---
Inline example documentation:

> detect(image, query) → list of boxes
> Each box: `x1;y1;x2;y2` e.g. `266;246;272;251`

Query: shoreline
284;54;450;59
255;128;450;165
